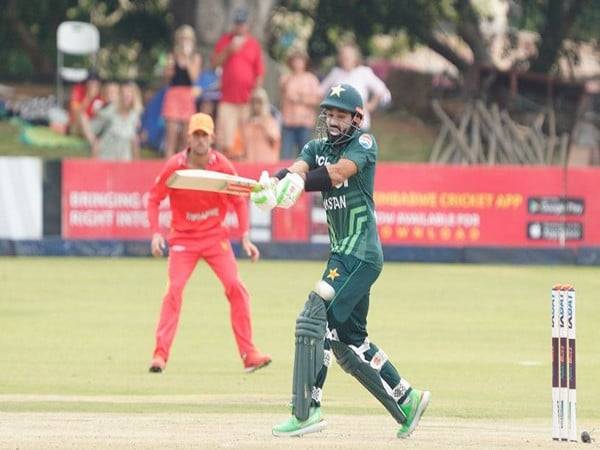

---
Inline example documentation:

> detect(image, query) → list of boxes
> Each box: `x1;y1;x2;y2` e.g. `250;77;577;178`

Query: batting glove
250;171;277;211
275;172;305;208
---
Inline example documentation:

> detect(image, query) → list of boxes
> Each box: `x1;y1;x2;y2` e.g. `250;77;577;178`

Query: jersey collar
183;148;216;169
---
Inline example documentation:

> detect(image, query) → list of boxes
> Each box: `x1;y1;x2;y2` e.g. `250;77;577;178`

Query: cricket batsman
147;112;271;373
251;84;430;438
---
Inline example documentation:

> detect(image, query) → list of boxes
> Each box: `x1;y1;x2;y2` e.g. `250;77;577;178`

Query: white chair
56;21;100;107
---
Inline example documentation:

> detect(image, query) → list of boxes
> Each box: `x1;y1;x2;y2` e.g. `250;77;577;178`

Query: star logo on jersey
326;267;340;281
329;84;346;97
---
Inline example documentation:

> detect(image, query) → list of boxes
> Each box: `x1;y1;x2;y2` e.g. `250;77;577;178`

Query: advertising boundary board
2;158;600;264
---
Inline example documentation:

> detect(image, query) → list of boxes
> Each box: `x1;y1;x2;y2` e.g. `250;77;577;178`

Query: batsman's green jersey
300;132;383;268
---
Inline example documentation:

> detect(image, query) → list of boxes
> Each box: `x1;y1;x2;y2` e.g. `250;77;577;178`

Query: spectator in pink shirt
279;50;321;160
241;88;280;163
211;7;264;159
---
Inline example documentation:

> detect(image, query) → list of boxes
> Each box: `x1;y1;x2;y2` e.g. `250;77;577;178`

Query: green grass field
1;257;599;425
0;109;436;162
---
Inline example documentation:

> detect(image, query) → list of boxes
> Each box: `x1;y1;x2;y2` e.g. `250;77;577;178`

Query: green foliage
268;5;316;61
0;0;171;83
512;0;600;42
307;0;455;62
0;0;78;78
69;0;171;84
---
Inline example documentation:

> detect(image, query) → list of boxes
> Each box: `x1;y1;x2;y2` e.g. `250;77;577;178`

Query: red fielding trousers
153;237;255;362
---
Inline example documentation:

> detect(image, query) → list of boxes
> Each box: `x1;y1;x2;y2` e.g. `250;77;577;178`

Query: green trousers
309;253;409;408
321;253;381;346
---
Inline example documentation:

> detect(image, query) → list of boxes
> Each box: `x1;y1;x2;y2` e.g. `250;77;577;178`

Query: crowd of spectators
63;6;392;163
68;74;142;160
80;81;143;160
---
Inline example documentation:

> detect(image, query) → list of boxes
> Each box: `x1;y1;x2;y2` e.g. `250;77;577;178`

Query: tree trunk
529;0;589;74
411;0;492;97
193;0;275;49
454;0;492;67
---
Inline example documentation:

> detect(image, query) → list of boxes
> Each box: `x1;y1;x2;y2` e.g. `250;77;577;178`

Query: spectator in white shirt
320;43;391;130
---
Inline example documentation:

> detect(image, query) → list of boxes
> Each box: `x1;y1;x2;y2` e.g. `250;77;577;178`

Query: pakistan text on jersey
323;195;347;210
315;154;330;167
186;208;219;222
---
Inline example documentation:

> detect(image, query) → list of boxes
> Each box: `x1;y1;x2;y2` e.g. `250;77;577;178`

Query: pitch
1;257;599;447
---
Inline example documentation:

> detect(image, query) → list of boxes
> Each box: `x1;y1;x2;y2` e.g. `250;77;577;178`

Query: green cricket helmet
318;83;364;146
320;83;364;113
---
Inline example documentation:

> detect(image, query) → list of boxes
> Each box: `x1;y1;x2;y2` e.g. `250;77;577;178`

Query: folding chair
56;21;100;107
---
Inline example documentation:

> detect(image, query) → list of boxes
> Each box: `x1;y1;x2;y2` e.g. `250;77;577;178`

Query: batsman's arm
286;159;357;192
288;159;310;175
271;160;309;182
324;158;358;186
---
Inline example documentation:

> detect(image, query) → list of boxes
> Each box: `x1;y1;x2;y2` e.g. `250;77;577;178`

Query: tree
0;0;76;79
287;0;600;91
512;0;597;75
0;0;171;82
306;0;492;92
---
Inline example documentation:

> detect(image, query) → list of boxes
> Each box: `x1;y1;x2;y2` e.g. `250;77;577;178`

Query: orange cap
187;113;214;136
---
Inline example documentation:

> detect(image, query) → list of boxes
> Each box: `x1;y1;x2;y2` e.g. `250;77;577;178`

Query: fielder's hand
151;233;166;257
242;234;260;262
250;170;277;211
276;172;305;208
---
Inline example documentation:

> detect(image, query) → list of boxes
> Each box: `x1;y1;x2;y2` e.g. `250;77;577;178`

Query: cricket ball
581;430;591;443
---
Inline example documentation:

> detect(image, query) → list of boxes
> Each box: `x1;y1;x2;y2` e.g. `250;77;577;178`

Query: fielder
251;84;430;438
147;112;271;374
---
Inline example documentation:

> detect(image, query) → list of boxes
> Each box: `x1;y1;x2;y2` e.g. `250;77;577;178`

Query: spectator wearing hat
279;49;322;159
211;7;264;159
146;112;272;374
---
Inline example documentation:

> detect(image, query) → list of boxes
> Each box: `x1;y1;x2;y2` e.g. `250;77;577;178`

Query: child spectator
195;67;221;118
241;88;280;163
69;72;104;135
279;49;321;159
102;80;120;107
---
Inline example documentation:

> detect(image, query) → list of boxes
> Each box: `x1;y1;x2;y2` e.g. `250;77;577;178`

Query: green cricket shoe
272;407;327;437
397;389;431;439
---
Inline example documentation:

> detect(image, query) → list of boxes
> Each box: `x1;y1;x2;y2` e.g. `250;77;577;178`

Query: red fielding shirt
214;32;264;104
147;149;249;244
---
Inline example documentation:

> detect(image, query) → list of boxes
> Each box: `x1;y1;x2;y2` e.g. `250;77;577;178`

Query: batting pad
331;339;407;424
292;292;327;421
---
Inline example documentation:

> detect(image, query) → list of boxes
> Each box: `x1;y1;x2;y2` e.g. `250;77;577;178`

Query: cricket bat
166;169;260;195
